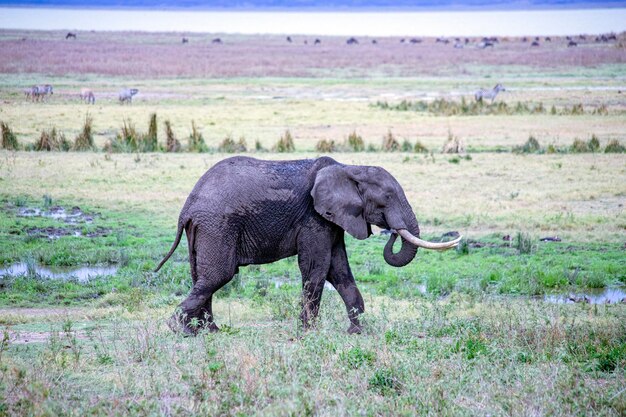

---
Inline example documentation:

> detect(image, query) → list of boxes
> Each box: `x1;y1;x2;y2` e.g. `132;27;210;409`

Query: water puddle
25;226;110;240
0;262;118;283
544;287;626;304
17;206;96;223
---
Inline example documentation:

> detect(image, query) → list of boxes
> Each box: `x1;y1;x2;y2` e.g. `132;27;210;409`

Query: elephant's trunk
383;213;421;268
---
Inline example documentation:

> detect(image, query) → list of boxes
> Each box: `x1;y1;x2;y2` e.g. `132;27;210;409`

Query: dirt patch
7;330;88;344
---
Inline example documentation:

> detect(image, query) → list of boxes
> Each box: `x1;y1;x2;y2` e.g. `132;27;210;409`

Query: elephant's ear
311;165;369;240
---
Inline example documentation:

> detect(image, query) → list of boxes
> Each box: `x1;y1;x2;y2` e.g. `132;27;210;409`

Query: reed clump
188;120;208;152
382;130;400;152
218;135;247;153
74;114;94;151
316;139;337;153
346;131;365;151
1;121;20;150
36;127;69;151
164;120;181;152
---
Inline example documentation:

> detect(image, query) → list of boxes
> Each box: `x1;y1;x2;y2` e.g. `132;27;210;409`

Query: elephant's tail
154;219;185;272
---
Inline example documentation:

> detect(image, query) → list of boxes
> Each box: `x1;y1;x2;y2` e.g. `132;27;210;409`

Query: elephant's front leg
297;233;333;330
327;234;365;334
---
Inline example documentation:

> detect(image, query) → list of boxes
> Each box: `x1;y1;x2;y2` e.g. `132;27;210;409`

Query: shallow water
1;8;625;36
544;287;626;304
0;262;118;283
17;206;94;223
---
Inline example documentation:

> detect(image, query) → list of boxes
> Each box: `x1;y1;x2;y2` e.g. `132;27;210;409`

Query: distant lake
1;7;625;36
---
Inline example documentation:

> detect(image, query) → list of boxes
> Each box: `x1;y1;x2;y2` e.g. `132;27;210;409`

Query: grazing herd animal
118;88;139;104
80;88;96;104
25;85;53;102
65;32;76;40
474;84;505;103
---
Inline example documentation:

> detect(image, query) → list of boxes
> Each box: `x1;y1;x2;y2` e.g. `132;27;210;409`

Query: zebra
119;88;138;104
80;88;95;104
32;84;53;102
474;84;505;103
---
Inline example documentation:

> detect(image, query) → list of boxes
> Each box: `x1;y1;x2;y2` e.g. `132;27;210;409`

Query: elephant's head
311;164;460;267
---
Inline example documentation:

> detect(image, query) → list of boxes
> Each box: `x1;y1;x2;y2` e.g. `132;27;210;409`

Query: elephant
155;156;460;335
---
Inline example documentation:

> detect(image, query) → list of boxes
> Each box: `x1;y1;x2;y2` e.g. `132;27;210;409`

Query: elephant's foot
167;314;197;337
347;323;363;334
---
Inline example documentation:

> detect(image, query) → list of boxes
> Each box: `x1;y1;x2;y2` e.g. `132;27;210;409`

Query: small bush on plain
513;135;542;154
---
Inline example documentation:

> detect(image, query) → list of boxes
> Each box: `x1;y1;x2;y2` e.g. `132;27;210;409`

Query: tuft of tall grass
513;135;542;154
570;138;590;153
604;139;625;153
315;139;337;153
73;114;94;151
188;120;208;153
1;121;19;150
381;130;400;152
273;130;295;152
442;131;465;154
588;134;600;152
218;135;246;153
144;113;158;152
413;140;429;153
515;232;534;254
164;120;181;152
346;131;364;151
36;127;69;151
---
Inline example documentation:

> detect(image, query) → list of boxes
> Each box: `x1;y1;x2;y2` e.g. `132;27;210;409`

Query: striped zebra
80;88;95;104
474;84;505;103
32;84;54;102
119;88;138;104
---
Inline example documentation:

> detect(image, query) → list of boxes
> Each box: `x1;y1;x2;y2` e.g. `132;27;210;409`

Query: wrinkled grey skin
156;156;422;335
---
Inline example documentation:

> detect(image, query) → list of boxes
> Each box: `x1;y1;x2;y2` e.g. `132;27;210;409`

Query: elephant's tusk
396;229;462;251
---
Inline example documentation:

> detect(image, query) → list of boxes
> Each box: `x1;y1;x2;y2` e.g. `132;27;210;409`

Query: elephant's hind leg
170;229;237;336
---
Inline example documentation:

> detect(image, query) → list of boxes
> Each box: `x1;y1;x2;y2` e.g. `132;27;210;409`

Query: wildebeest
477;41;494;49
286;36;292;43
31;85;53;102
400;38;405;43
119;88;138;104
545;37;552;42
212;38;222;44
409;38;422;44
182;37;189;44
567;41;578;47
314;38;321;45
475;84;505;103
531;41;540;47
346;37;358;45
66;32;76;40
371;39;377;44
80;88;95;104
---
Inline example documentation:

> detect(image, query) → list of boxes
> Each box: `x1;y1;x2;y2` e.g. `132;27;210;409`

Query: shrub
164;120;181;152
347;131;364;151
116;119;141;152
604;139;625;153
255;140;266;152
588;134;600;152
315;139;336;152
273;130;295;152
74;114;94;151
401;139;413;152
513;135;541;154
218;135;246;153
188;120;207;152
382;130;400;152
570;138;590;153
1;122;19;150
413;140;428;153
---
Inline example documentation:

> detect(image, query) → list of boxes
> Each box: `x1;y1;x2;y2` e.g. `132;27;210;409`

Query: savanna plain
0;29;625;415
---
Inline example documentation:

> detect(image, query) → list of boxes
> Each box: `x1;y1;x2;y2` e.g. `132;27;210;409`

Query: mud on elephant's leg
327;238;365;334
169;287;220;336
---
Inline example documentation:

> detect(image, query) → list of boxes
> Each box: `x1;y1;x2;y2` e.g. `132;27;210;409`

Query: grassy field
0;29;625;415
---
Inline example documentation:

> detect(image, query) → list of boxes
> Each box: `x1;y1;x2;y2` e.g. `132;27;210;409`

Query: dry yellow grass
2;151;624;242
